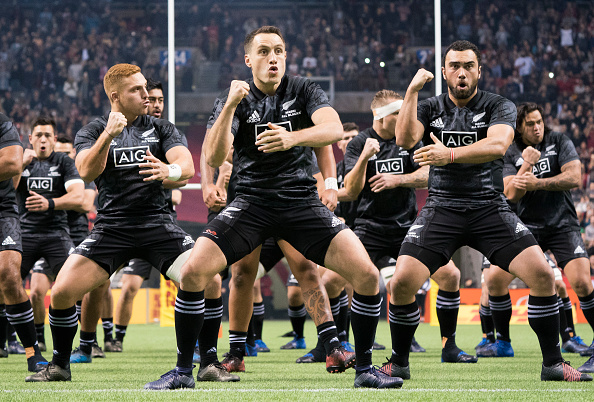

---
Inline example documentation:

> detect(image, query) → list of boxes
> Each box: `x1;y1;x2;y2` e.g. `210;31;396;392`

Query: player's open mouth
269;66;278;73
40;146;46;152
458;82;467;89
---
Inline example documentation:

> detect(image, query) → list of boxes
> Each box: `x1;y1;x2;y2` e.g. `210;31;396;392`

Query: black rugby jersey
17;151;82;233
209;75;331;206
417;90;516;204
67;180;96;240
503;131;580;231
74;114;187;226
344;127;422;233
335;159;358;229
0;114;21;219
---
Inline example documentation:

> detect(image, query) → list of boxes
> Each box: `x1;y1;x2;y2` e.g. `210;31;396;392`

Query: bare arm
525;160;581;191
171;189;182;206
313;145;338;211
395;69;434;149
343;138;380;199
201;128;227;211
76;112;127;182
504;146;540;202
71;188;97;214
255;107;343;152
0;145;23;182
206;80;249;167
368;165;429;193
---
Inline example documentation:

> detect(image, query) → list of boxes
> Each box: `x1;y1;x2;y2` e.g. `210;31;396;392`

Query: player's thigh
324;229;376;284
230;245;263;289
563;257;593;296
321;269;348;298
51;254;110;307
508;245;555;295
390;255;432;303
486;264;515;296
0;249;23;294
431;260;460;291
277;240;318;282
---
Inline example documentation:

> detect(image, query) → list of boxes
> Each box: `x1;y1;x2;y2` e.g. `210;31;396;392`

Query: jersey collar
444;89;482;110
249;75;288;101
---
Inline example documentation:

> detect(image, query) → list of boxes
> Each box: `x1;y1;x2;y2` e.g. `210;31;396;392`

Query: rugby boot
442;348;478;363
144;367;195;390
25;363;71;382
281;336;306;350
354;367;403;389
196;363;241;382
221;354;245;372
541;360;592;381
255;339;270;353
379;358;410;380
326;346;356;373
410;337;426;353
578;355;594;373
562;337;588;354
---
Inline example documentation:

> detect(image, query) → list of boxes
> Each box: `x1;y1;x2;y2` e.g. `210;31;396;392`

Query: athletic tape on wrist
47;198;55;210
325;177;338;191
167;164;182;181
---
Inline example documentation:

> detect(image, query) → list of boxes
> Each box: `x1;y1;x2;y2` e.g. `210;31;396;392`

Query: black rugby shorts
72;223;194;276
200;197;346;267
400;200;537;273
531;229;589;269
122;258;155;280
21;231;74;279
0;217;22;253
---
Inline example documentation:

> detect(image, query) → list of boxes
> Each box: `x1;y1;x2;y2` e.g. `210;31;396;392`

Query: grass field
1;321;593;401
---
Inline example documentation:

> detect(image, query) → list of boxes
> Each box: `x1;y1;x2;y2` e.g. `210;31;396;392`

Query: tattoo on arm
302;286;333;326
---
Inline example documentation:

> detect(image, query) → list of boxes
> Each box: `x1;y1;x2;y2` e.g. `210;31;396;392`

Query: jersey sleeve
557;133;580;167
343;133;365;175
304;81;331;117
502;147;519;178
489;98;517;129
159;121;187;154
62;155;82;188
208;91;241;136
74;120;102;154
0;118;22;150
416;99;431;129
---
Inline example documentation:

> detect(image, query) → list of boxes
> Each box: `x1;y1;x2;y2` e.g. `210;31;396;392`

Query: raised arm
76;112;127;182
395;69;434;149
343;138;380;199
206;81;249;167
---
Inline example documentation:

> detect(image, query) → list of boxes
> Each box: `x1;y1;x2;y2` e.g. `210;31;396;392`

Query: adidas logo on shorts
247;110;261;124
515;222;528;233
331;216;342;227
574;246;584;254
2;236;16;246
182;235;195;246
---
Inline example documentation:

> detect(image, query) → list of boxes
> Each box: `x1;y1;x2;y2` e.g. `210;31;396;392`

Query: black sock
558;297;571;343
0;305;7;348
351;292;381;371
75;300;82;323
479;304;495;342
175;289;204;369
489;293;512;343
49;305;78;369
337;290;350;343
79;331;95;355
199;297;223;368
345;310;351;343
308;336;326;360
316;321;341;355
288;304;306;339
246;318;256;347
6;301;38;349
578;290;594;335
388;301;419;367
35;323;45;344
6;323;17;342
527;295;563;367
252;302;265;340
102;317;114;343
229;330;247;359
115;325;127;342
562;297;576;337
436;290;460;350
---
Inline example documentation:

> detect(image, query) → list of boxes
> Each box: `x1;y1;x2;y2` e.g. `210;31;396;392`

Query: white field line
1;388;592;393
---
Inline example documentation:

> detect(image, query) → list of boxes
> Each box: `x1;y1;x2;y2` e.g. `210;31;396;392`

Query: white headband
373;100;403;120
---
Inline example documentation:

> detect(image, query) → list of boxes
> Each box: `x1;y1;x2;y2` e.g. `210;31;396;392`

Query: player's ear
441;66;446;81
245;54;252;69
110;90;119;104
477;65;482;80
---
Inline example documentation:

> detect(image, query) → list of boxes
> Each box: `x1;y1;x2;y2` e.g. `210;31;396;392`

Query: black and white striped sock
527;294;562;367
174;289;204;370
351;292;381;371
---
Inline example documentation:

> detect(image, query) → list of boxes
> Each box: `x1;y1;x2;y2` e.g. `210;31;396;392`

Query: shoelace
562;362;584;381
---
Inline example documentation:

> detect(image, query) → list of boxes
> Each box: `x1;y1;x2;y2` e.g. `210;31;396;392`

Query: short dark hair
146;78;163;93
443;40;481;66
515;102;549;142
343;122;359;133
31;116;56;132
57;135;73;145
244;25;285;54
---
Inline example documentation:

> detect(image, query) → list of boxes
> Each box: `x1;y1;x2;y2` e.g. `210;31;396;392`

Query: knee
121;285;139;303
571;279;593;297
287;288;304;306
30;287;47;302
50;286;75;309
231;268;255;291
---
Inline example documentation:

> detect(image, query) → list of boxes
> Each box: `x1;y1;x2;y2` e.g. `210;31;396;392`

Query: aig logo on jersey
533;158;551;177
27;177;52;191
254;121;292;142
376;158;404;175
440;131;477;147
113;146;149;167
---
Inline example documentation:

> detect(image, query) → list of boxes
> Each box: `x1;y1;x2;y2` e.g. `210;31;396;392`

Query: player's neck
373;123;394;140
447;88;478;108
253;79;280;96
112;107;139;127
